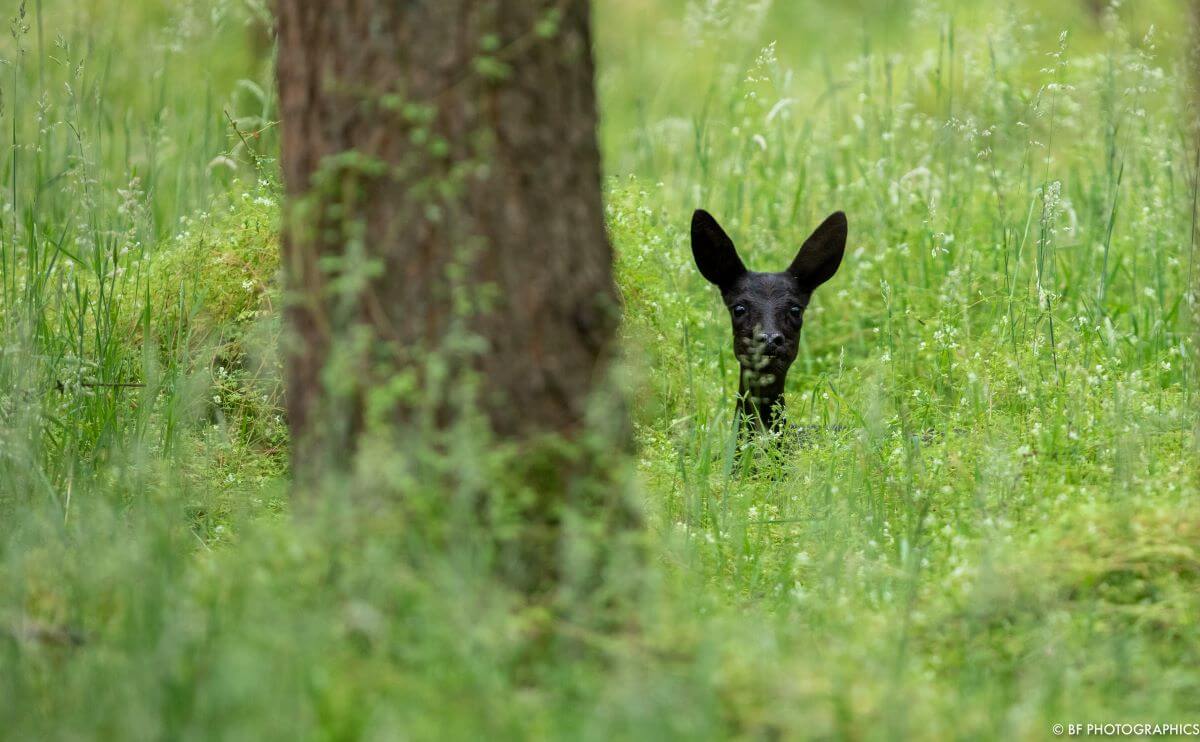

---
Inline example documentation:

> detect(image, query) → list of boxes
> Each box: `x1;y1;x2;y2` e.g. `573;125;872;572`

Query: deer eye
789;305;802;318
733;304;747;317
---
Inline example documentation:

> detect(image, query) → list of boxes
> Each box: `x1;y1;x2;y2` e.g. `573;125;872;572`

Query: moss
138;186;280;352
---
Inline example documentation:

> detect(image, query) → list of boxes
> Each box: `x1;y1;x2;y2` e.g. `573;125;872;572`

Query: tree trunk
275;1;619;488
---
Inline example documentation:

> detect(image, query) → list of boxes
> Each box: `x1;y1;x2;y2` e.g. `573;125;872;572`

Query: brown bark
275;1;619;485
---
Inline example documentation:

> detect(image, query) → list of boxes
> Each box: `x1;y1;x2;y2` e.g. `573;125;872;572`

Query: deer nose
757;332;785;348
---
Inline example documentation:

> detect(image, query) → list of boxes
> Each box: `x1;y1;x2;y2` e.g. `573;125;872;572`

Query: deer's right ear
691;210;746;290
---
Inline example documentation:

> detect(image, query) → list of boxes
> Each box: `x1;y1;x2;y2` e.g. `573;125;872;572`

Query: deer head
691;209;848;428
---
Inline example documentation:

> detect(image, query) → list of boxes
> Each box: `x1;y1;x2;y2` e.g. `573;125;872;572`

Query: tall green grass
1;0;1198;738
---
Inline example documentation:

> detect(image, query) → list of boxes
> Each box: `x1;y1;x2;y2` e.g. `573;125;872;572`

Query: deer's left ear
788;211;847;292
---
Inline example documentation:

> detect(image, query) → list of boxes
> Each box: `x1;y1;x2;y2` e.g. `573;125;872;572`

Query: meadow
1;0;1197;738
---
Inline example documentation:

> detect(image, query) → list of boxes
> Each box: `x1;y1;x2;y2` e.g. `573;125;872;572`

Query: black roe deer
690;209;848;430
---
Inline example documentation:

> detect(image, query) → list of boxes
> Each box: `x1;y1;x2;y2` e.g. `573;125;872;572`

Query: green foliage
1;0;1198;739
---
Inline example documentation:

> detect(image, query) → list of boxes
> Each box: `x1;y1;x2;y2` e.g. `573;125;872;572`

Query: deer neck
737;368;786;430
